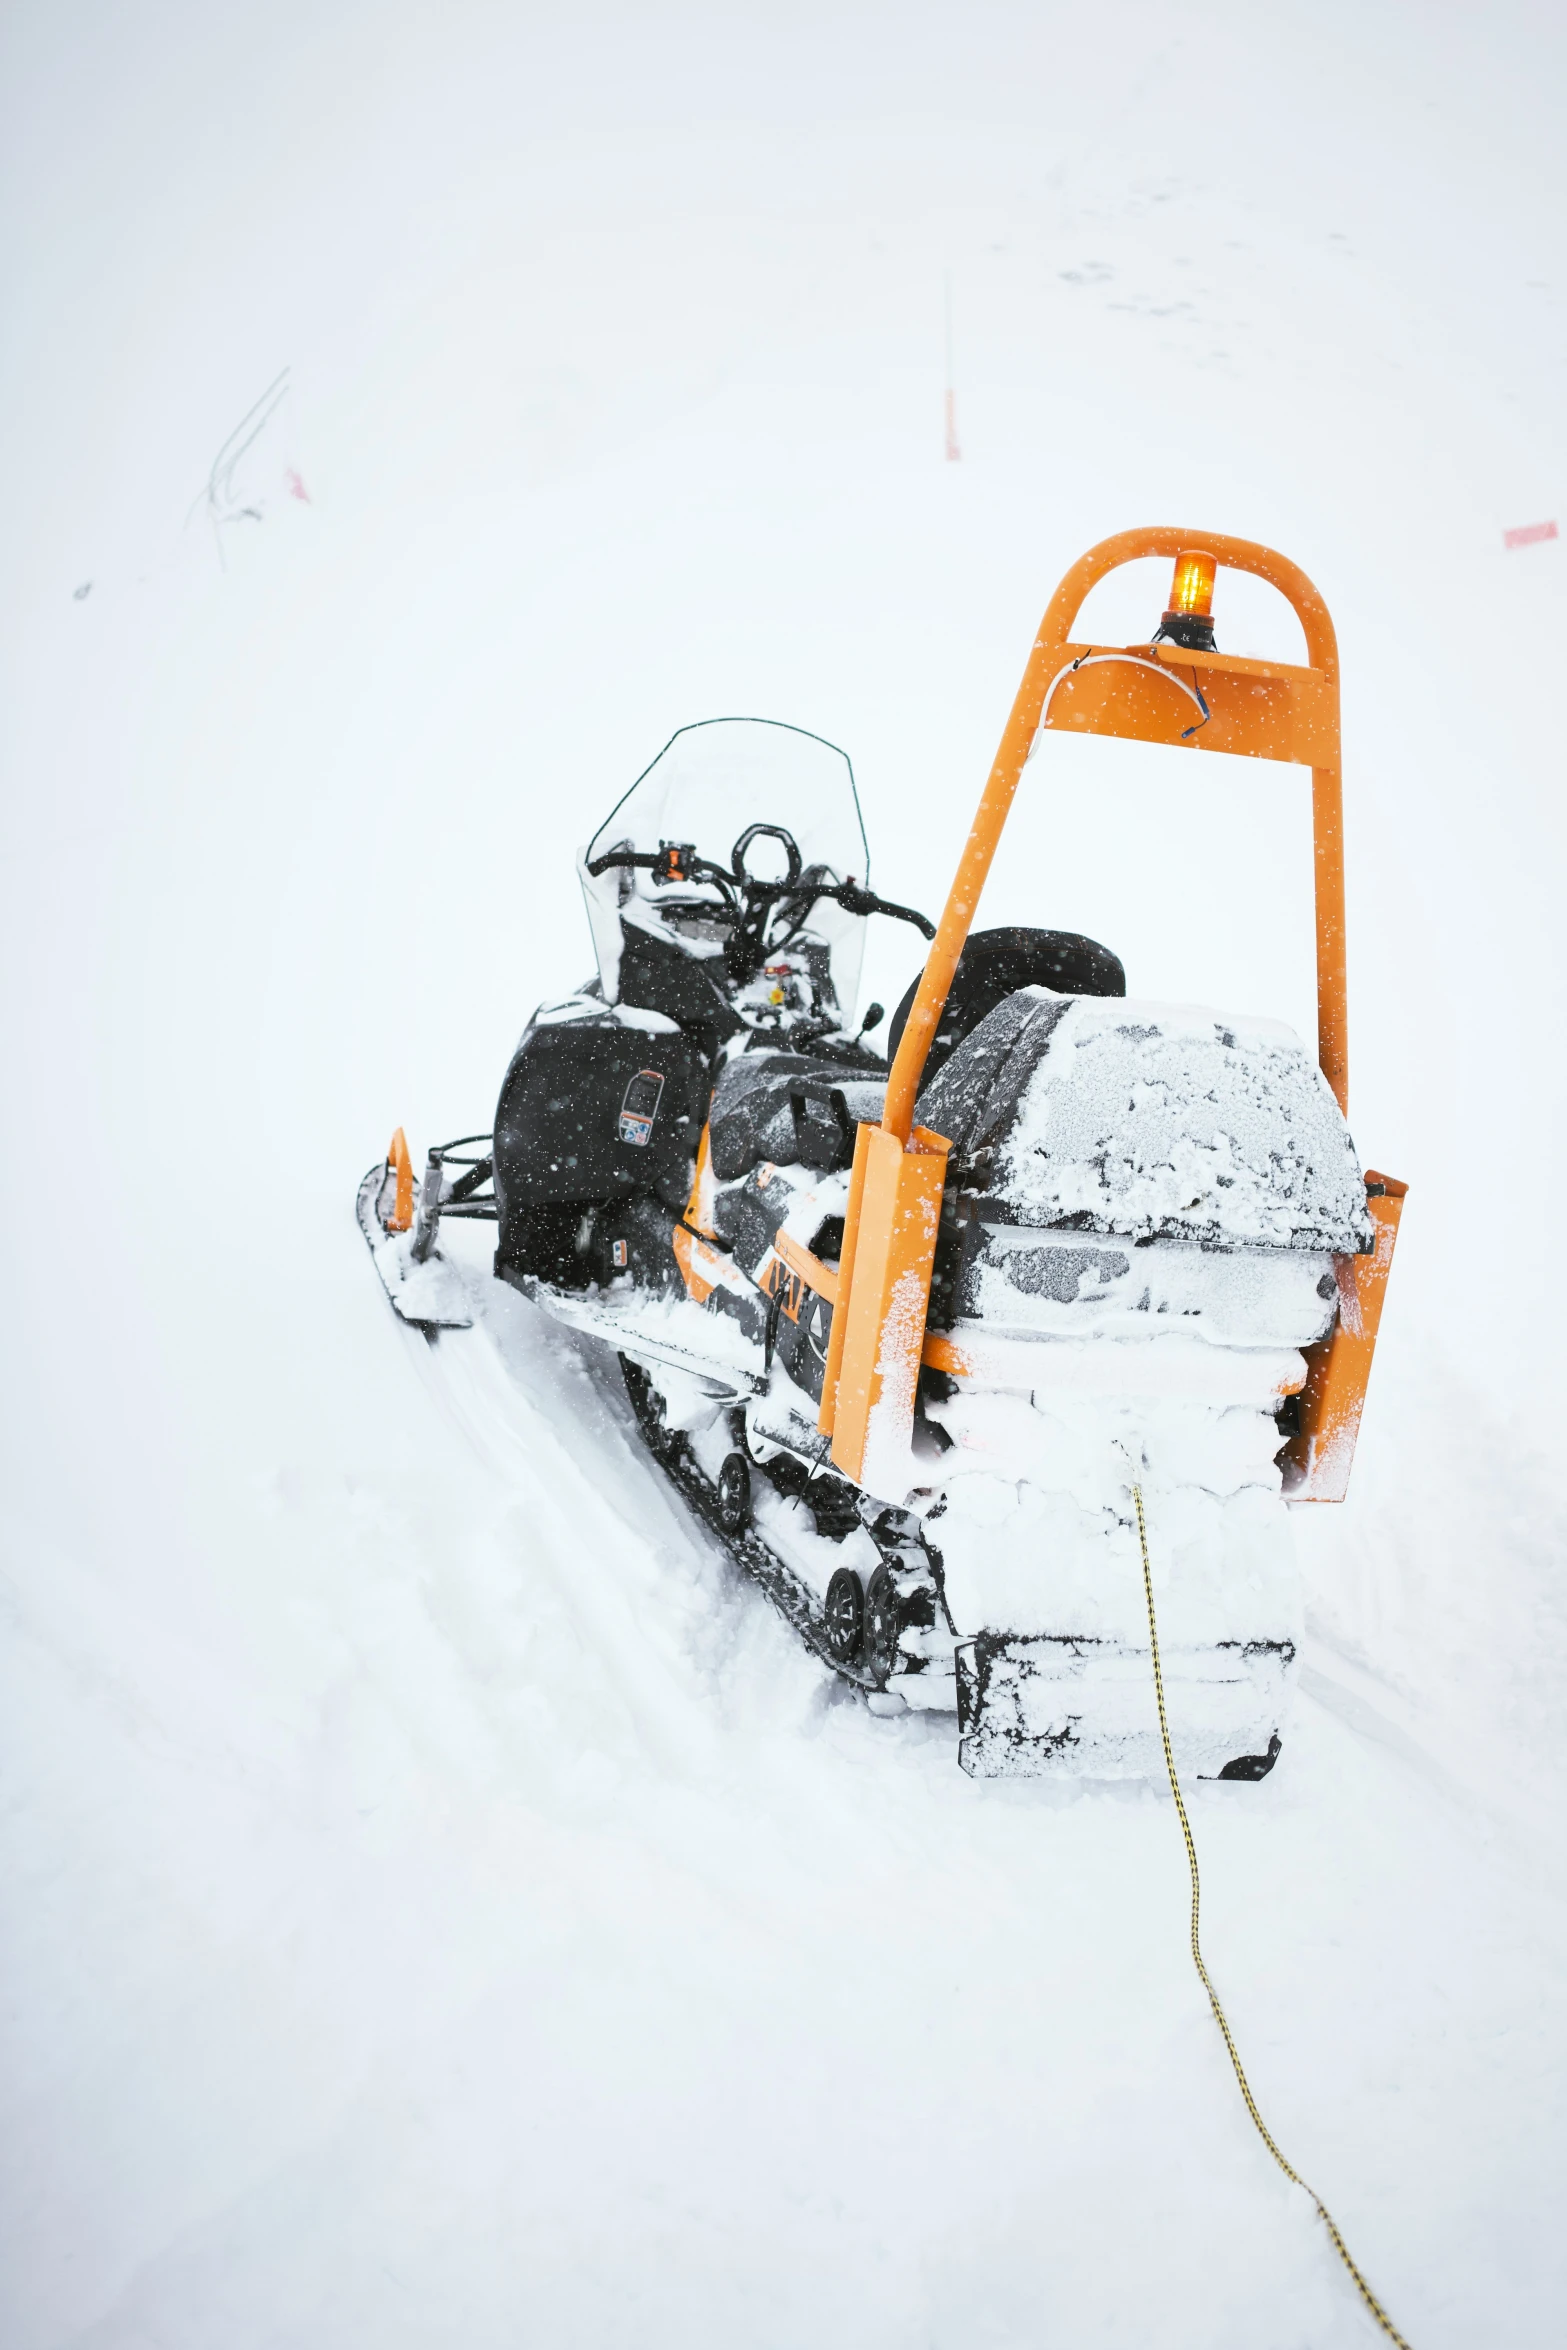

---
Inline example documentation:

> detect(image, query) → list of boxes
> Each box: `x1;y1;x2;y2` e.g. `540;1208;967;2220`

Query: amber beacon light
1158;547;1219;651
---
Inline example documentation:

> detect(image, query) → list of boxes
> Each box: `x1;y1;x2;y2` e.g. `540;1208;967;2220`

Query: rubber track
621;1378;884;1692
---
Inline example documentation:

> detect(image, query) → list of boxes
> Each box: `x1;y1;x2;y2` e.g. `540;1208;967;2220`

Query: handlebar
584;835;935;957
585;842;738;896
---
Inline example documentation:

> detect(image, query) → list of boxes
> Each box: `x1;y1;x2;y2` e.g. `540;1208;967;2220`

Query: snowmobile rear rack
819;528;1406;1503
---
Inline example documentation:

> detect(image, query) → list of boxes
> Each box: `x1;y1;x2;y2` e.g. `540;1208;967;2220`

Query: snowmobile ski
356;1133;497;1333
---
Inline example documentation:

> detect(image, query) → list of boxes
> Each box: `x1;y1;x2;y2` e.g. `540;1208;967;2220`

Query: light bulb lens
1169;550;1217;617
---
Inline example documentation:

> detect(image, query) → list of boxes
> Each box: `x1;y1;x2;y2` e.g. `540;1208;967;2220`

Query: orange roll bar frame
821;528;1402;1501
883;526;1347;1136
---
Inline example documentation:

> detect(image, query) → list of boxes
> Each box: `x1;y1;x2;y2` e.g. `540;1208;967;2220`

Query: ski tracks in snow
410;1269;1567;2350
403;1282;791;1787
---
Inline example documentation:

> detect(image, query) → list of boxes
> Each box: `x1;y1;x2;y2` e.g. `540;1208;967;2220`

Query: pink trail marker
1503;519;1556;549
285;468;311;504
943;274;961;462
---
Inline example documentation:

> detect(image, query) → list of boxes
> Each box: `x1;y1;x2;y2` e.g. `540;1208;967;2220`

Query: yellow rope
1130;1481;1412;2347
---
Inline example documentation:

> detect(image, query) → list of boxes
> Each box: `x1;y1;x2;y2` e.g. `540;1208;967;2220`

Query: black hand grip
585;848;659;877
833;881;936;938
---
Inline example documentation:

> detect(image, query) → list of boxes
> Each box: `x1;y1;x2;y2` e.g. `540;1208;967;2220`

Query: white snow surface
5;5;1567;2347
925;1370;1300;1781
969;1224;1337;1347
994;991;1372;1250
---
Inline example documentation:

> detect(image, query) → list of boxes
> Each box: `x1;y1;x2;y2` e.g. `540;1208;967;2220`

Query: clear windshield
586;718;868;879
579;718;871;1020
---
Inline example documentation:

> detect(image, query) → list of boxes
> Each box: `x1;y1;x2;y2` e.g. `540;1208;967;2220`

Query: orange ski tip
386;1127;414;1233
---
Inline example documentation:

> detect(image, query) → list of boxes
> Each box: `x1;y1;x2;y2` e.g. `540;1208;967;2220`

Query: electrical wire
1026;648;1212;755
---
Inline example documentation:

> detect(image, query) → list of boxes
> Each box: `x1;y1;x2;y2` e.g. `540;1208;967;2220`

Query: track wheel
862;1563;905;1688
620;1355;669;1450
716;1451;751;1535
823;1568;865;1664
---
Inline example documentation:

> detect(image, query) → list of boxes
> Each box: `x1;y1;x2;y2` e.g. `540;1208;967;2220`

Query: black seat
885;926;1124;1086
707;1053;886;1181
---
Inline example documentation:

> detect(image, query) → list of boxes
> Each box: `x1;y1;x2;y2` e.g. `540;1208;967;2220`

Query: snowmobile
361;528;1406;1780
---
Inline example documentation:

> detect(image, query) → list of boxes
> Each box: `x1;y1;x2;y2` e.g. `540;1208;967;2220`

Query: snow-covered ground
3;4;1566;2342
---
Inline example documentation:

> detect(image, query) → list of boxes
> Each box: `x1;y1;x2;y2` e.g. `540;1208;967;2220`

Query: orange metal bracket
819;528;1402;1499
819;1123;949;1490
1280;1175;1407;1501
